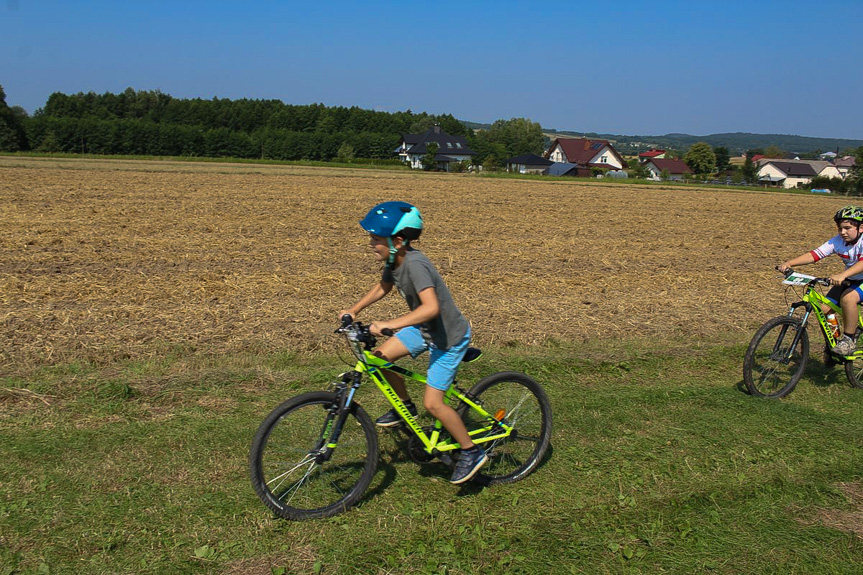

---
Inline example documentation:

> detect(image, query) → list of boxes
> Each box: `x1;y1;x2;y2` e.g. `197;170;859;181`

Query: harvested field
0;156;846;372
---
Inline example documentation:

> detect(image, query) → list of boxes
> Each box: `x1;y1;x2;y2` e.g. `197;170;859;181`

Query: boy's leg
374;337;411;401
423;386;487;484
373;327;426;427
422;331;488;483
833;289;862;354
841;288;862;336
423;387;474;449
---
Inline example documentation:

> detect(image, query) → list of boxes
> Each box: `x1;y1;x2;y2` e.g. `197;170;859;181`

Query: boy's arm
370;287;439;336
830;260;863;285
340;281;393;320
779;252;817;272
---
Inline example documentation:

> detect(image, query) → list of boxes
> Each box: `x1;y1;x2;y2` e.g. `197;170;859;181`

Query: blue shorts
395;326;471;391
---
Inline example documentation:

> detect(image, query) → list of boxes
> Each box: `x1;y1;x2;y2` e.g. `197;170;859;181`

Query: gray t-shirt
382;249;470;349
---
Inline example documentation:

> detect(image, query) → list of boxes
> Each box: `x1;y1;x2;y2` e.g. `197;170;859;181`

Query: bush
809;175;851;195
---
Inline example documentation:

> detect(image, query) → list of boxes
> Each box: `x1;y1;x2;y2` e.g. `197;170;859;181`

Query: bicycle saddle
462;347;482;363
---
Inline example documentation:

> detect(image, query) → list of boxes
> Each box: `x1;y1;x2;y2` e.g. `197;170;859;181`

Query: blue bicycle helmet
360;202;423;267
360;201;423;241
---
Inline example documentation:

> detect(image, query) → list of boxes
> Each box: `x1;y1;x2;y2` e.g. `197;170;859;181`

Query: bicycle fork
314;372;362;463
775;303;810;363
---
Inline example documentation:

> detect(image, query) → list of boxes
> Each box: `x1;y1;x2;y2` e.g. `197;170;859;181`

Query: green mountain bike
742;268;863;398
249;317;552;520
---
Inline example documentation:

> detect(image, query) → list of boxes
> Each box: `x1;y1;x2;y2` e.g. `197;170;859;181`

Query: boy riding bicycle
339;201;487;484
779;205;863;355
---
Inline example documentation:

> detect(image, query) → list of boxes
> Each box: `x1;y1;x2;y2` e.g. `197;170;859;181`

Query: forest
0;86;544;166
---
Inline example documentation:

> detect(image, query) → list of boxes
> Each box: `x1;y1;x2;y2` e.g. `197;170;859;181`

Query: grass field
2;157;863;574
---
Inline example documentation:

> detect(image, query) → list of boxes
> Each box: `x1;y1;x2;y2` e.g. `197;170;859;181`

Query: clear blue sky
3;0;862;139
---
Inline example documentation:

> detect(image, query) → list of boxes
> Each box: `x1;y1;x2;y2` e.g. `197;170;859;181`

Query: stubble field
0;156;844;374
0;157;843;371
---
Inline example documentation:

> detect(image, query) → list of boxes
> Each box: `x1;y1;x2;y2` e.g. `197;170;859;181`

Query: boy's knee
842;290;861;304
422;395;439;413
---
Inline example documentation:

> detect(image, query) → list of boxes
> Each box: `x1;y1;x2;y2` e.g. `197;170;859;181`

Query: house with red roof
643;158;693;181
544;138;626;175
638;149;666;162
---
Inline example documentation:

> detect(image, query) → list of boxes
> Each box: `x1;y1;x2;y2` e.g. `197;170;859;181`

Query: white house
757;159;843;188
505;153;553;174
396;124;476;171
835;156;857;179
544;138;626;172
643;158;692;181
757;161;818;188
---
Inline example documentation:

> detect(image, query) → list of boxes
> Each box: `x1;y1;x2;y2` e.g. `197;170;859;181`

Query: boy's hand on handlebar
369;321;395;337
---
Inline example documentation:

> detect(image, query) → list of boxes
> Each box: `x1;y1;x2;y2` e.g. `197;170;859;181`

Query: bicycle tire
743;316;809;398
249;391;378;520
460;371;552;484
844;355;863;389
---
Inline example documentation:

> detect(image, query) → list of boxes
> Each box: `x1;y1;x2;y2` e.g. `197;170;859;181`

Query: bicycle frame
788;279;863;355
336;322;512;456
355;352;512;454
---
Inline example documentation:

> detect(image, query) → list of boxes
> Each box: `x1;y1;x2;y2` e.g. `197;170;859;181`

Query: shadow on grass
458;442;555;495
368;425;556;499
735;348;852;398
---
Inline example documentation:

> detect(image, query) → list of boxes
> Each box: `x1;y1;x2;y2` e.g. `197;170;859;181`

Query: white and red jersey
811;235;863;280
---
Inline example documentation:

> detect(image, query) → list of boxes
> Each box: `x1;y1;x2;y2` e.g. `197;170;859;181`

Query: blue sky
2;0;861;139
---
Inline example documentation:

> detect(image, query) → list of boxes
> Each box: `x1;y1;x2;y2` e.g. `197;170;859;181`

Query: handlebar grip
340;314;353;328
381;328;395;337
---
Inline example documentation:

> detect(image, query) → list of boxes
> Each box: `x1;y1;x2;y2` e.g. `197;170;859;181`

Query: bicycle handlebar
776;266;845;287
338;314;394;337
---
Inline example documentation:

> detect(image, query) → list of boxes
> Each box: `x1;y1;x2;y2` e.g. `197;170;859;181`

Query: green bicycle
742;268;863;398
249;317;552;520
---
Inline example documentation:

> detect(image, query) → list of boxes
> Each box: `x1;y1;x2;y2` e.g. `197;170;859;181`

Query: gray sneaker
833;335;857;356
450;446;488;484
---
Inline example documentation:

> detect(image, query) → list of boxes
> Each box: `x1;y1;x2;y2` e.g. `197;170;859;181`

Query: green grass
0;151;410;170
3;335;863;574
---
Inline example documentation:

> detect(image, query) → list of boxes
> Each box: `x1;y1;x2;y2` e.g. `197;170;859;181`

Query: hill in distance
461;121;863;155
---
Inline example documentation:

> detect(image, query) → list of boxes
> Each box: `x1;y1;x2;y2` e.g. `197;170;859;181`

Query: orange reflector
494;409;506;421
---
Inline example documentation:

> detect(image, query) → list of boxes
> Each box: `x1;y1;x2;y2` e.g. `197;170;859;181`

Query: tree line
0;86;546;165
3;86;859;192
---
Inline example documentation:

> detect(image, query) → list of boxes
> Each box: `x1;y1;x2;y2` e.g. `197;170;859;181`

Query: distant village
397;124;857;190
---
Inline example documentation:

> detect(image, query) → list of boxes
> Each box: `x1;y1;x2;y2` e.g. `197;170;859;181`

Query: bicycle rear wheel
249;391;378;520
460;371;552;484
743;316;809;398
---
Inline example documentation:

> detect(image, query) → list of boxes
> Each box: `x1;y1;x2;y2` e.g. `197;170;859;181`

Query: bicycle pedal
439;453;454;466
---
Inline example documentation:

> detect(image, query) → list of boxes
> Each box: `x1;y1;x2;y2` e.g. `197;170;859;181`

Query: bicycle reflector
494;409;506;421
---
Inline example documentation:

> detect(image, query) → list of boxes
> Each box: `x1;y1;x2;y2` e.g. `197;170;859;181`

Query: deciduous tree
0;85;27;151
683;142;716;175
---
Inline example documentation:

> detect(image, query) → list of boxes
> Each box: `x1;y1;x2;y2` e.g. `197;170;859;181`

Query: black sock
845;333;856;339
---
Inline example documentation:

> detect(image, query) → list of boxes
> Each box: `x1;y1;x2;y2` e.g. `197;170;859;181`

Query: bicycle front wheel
743;316;809;398
249;391;378;520
843;353;863;389
461;371;552;484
